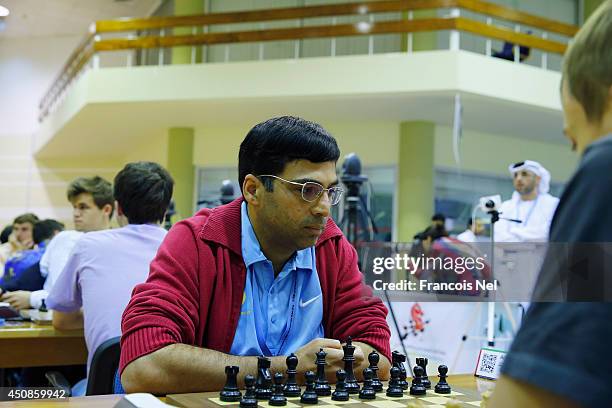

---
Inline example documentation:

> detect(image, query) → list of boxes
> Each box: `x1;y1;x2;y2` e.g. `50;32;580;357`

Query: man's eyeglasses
257;174;344;206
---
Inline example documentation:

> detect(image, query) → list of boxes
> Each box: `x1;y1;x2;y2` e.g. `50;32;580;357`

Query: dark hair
431;213;446;223
238;116;340;193
13;213;39;226
422;225;449;241
67;176;114;217
563;1;612;123
0;225;12;244
114;162;174;224
33;219;65;244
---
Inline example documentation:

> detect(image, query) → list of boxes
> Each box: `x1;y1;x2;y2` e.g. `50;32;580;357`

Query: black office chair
86;336;121;395
45;336;121;396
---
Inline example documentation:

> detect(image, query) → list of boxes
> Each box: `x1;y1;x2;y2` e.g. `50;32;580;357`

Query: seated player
0;213;39;278
4;176;114;311
490;2;612;407
120;116;392;394
0;219;64;296
47;162;173;394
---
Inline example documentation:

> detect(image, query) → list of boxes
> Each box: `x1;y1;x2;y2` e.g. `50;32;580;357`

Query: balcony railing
39;0;578;121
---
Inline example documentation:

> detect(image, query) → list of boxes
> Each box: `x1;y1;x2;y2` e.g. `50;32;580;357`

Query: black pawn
269;373;287;406
283;353;301;397
314;348;331;396
240;375;258;408
332;370;350;401
220;365;242;402
416;357;431;389
392;351;409;390
255;356;272;400
342;337;360;394
386;366;403;397
368;350;383;393
300;371;318;404
358;368;376;400
409;366;427;396
434;365;451;394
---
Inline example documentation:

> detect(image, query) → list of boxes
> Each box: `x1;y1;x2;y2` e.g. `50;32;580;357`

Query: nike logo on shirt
299;294;321;308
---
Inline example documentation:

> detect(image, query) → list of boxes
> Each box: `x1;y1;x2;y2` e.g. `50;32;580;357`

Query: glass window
195;167;240;210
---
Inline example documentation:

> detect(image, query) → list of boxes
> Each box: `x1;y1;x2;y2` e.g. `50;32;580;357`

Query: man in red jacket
120;116;391;394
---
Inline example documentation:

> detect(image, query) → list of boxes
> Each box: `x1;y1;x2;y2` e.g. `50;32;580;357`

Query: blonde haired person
490;2;612;407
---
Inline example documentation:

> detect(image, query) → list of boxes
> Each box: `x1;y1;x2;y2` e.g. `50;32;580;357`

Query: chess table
166;375;495;408
0;321;87;368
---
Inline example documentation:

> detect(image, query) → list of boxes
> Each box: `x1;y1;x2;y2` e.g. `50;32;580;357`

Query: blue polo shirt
2;242;47;285
230;202;324;356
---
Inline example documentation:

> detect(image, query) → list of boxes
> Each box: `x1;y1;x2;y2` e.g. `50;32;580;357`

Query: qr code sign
479;353;497;374
475;348;507;380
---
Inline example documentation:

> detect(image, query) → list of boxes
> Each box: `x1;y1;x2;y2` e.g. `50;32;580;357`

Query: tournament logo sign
388;302;484;373
404;303;430;338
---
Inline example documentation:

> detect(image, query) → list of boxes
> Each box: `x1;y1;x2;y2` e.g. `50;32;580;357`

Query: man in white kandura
494;160;559;242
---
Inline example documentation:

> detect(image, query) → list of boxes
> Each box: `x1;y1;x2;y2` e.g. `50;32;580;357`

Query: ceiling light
0;5;9;17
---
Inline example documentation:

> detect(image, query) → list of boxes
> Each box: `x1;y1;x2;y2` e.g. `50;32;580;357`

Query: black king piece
342;337;360;394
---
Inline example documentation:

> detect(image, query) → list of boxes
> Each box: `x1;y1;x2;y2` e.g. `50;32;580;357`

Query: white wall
0;35;82;134
0;35;120;227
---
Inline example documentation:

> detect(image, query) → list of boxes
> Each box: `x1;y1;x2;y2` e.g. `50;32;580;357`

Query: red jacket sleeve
119;221;202;374
329;236;391;361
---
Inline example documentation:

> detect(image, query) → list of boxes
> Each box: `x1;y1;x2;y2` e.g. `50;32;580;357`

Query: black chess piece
358;368;376;400
269;373;288;406
240;375;258;408
434;365;451;394
368;350;384;393
255;356;272;400
314;348;331;396
409;366;427;396
392;351;409;390
416;357;431;389
386;366;403;397
332;369;350;401
220;365;242;402
342;337;360;394
300;371;318;404
39;299;48;312
283;353;301;397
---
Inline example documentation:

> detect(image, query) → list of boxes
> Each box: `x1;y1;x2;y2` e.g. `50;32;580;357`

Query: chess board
166;387;483;408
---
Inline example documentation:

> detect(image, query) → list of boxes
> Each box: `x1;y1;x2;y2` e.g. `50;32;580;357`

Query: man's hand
294;338;365;383
8;233;33;252
0;290;31;310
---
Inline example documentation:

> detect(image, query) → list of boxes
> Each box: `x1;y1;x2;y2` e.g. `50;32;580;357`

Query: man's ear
242;174;260;206
102;203;114;217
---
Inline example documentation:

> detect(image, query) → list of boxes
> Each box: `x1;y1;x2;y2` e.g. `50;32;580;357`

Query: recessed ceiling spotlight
0;5;9;17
